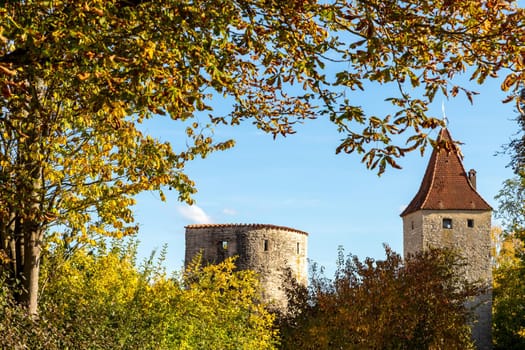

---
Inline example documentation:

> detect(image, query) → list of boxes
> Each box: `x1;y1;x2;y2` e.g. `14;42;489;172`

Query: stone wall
403;210;492;283
403;209;492;349
402;211;424;257
185;224;308;309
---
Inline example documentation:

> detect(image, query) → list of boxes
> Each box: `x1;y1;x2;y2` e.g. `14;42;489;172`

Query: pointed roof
401;128;492;216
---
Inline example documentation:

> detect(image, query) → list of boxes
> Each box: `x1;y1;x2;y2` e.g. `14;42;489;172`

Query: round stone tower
185;223;308;308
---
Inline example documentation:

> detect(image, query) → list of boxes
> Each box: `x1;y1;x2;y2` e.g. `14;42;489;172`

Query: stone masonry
185;223;308;309
403;210;492;284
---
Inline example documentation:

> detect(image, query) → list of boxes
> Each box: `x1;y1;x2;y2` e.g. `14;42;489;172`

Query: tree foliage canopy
279;246;478;350
0;239;278;349
507;88;525;175
493;177;525;349
492;229;525;350
495;177;525;249
0;0;523;312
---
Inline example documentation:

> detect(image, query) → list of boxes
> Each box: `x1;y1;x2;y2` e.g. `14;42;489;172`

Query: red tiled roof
185;223;309;235
401;128;492;216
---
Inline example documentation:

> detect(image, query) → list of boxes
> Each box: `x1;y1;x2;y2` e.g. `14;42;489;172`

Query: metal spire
441;101;448;127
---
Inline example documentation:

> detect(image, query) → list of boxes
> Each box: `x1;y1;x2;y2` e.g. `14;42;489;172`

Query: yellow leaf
501;73;517;92
77;72;91;80
0;64;16;76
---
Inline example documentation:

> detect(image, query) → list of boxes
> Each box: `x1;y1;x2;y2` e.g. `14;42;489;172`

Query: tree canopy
278;246;478;350
493;176;525;349
492;227;525;350
507;88;525;175
0;239;278;349
0;0;524;312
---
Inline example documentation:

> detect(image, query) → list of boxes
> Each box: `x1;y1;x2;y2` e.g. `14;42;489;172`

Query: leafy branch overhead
1;1;523;174
0;0;523;313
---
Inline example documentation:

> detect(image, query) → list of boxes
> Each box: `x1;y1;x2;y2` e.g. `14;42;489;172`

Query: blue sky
133;72;518;276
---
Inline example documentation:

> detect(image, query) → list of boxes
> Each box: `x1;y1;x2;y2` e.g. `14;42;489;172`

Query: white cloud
177;205;212;224
222;208;237;216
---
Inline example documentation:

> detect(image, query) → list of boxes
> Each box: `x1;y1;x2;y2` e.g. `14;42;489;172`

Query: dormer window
443;218;453;229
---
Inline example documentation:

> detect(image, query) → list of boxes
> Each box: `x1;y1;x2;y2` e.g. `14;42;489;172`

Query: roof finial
441;100;448;127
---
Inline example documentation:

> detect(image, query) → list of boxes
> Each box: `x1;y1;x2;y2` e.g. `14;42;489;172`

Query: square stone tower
401;128;492;350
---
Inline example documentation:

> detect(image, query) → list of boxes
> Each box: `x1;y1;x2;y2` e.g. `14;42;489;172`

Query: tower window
467;219;474;228
411;221;414;230
221;241;228;250
297;242;300;254
443;218;453;229
263;239;269;251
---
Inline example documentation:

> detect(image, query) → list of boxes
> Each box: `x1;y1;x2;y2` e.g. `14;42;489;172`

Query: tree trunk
20;228;42;315
0;210;22;301
0;70;47;314
16;167;45;314
1;213;43;314
14;139;45;314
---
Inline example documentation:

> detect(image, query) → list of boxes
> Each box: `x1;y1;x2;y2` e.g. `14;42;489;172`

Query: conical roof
400;128;492;216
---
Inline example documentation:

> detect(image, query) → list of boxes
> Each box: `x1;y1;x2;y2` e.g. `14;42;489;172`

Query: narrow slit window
296;242;300;254
443;218;453;229
467;219;474;228
411;221;414;230
263;239;269;252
